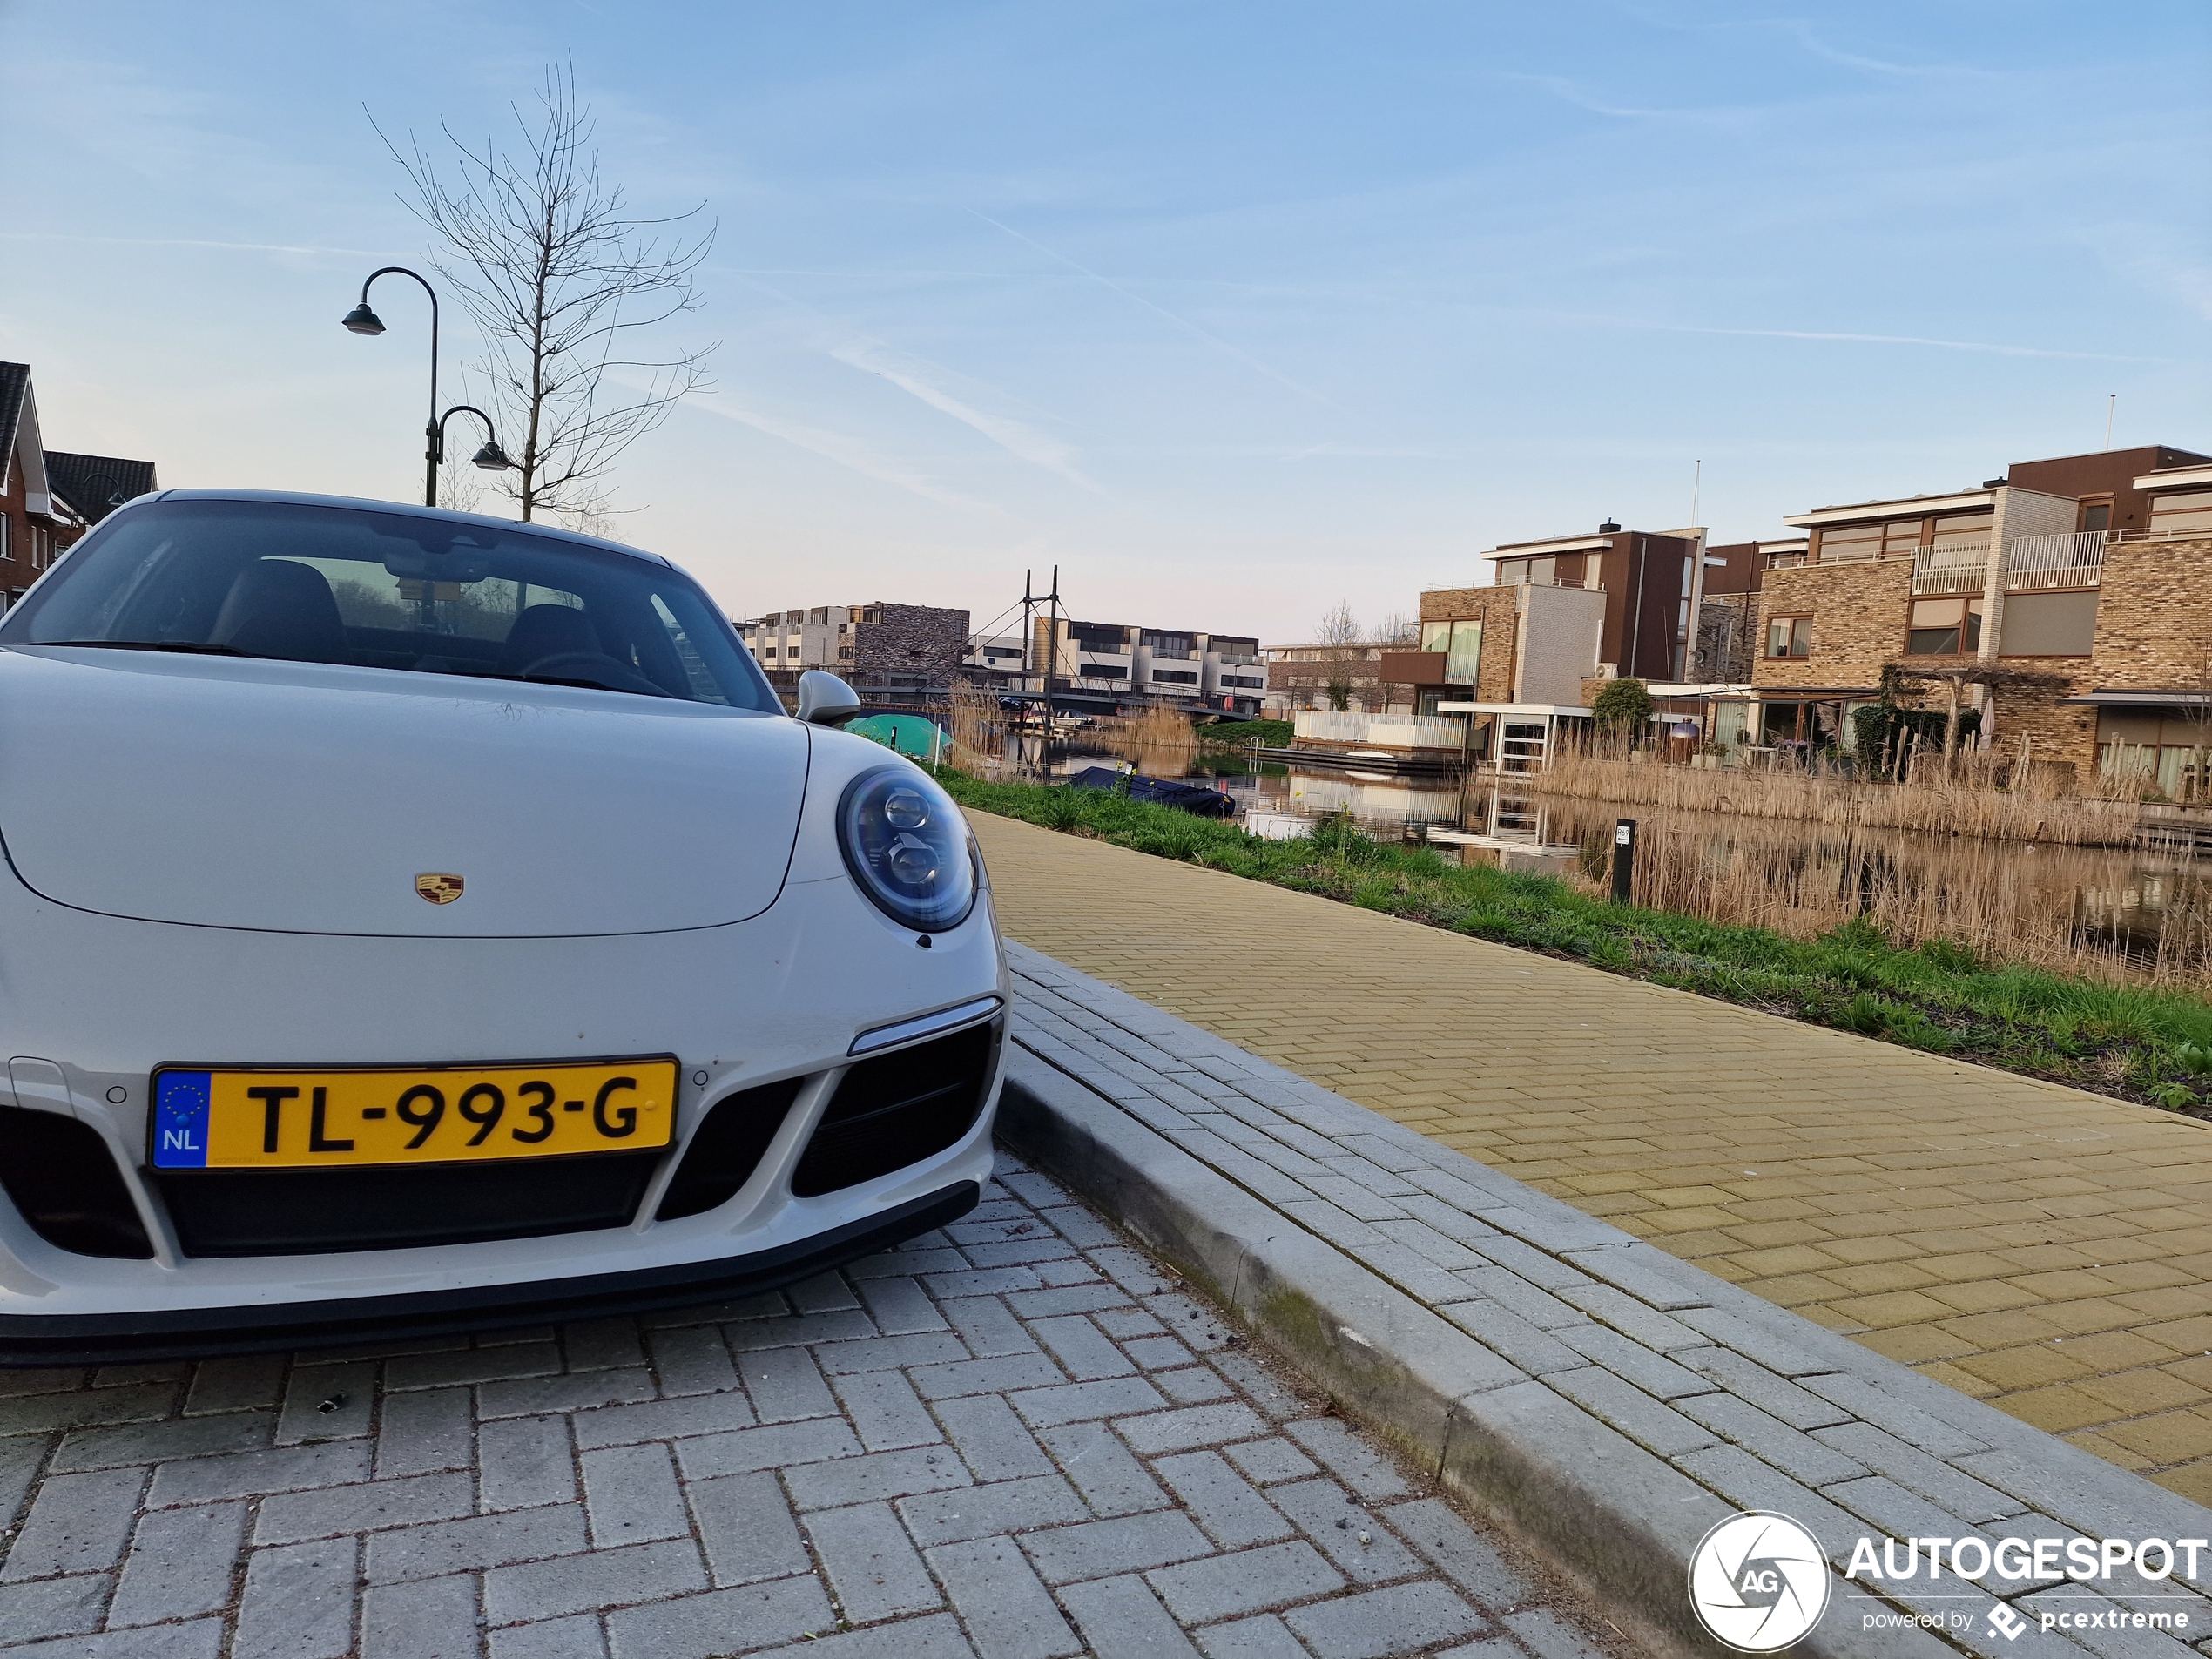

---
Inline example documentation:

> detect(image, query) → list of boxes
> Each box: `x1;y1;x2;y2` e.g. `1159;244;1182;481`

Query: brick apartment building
1747;444;2212;785
738;602;970;705
1381;443;2212;781
1263;638;1406;714
1;363;158;605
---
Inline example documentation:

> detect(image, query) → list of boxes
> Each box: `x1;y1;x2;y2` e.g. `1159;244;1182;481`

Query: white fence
1293;711;1467;750
2007;529;2106;590
1909;538;1992;596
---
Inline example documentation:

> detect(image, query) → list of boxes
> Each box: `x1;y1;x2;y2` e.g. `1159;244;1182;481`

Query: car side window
649;593;733;705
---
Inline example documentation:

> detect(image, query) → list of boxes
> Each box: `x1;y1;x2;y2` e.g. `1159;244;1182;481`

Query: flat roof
2134;464;2212;492
1784;489;1993;528
1489;534;1614;556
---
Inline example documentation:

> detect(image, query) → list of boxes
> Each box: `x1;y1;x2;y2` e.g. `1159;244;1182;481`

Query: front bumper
0;867;1008;1356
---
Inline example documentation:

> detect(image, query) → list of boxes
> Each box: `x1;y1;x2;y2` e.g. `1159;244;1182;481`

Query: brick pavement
968;811;2212;1504
0;1155;1622;1659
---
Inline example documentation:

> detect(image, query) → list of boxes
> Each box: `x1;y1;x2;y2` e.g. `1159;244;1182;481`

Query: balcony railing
2006;529;2106;590
1909;539;1991;595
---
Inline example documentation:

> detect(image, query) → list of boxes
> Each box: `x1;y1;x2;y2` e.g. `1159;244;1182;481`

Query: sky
2;2;2207;645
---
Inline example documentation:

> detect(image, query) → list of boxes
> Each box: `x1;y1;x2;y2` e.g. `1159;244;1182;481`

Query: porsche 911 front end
0;489;1006;1363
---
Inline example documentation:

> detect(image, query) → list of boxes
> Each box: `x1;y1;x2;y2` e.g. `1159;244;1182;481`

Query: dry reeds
1534;752;2139;847
1543;799;2212;990
1106;705;1200;749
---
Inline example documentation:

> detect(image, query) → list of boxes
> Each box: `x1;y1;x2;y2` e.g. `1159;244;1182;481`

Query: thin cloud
961;206;1358;416
685;395;1001;517
1501;73;1750;124
1545;309;2168;363
0;231;386;258
831;341;1100;492
1770;20;1999;80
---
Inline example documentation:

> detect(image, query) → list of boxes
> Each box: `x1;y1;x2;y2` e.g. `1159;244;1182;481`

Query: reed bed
1551;803;2212;993
1533;752;2140;846
944;685;1005;771
1102;705;1201;748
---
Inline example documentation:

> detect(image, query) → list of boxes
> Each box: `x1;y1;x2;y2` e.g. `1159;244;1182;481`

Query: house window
1816;524;1884;563
2080;499;2113;533
0;515;10;562
838;646;853;658
2148;490;2212;537
1765;617;1812;658
1906;597;1982;657
1150;669;1197;684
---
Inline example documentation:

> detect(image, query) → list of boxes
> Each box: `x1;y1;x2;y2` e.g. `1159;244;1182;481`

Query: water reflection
1039;736;1466;840
1451;791;2212;982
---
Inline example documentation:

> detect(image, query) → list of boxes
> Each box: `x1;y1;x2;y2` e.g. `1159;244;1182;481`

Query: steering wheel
519;650;668;698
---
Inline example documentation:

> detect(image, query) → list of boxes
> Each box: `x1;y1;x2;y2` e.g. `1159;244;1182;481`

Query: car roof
143;489;672;569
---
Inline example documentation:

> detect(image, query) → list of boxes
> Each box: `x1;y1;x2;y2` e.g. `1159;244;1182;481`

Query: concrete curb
1000;1049;1939;1659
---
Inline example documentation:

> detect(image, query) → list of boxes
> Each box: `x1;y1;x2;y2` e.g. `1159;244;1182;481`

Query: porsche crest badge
415;873;465;905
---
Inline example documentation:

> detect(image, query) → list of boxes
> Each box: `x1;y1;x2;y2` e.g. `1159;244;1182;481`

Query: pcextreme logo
1689;1511;1831;1652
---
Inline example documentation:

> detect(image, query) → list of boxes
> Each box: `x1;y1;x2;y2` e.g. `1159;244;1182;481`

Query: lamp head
341;303;386;336
471;442;517;473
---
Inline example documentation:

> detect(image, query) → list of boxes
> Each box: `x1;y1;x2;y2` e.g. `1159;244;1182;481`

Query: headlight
837;765;977;932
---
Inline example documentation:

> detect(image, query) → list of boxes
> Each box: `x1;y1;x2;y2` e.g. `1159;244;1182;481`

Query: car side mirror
796;670;863;725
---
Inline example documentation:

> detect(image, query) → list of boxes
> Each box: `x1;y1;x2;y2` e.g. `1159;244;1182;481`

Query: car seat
210;560;351;663
499;604;605;674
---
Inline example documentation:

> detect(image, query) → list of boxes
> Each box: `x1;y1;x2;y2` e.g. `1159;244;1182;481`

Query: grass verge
1195;718;1294;747
943;772;2212;1116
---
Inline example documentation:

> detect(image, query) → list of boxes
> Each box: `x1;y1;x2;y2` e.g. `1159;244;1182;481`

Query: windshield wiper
33;640;253;656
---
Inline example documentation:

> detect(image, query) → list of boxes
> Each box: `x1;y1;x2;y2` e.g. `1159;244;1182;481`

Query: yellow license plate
150;1059;677;1170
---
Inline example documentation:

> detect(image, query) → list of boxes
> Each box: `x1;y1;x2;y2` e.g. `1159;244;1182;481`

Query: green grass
944;771;2212;1115
1194;718;1294;747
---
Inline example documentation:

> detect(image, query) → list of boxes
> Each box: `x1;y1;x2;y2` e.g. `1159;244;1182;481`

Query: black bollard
1612;819;1636;903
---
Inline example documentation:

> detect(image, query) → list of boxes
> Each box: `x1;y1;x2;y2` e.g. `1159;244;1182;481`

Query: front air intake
657;1077;805;1220
791;1021;998;1198
0;1107;155;1258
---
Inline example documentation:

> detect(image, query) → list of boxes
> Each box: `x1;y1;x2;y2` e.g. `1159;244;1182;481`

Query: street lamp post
436;405;518;478
341;266;442;508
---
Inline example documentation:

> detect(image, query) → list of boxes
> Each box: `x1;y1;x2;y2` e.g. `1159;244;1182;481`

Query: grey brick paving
0;1156;1613;1658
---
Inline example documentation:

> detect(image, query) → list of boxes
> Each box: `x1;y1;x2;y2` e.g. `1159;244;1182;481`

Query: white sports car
0;490;1006;1361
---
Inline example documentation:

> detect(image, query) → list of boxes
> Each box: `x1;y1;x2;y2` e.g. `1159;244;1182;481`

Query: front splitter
0;1182;980;1366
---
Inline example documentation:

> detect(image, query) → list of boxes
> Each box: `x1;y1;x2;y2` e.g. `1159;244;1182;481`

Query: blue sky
2;2;2206;644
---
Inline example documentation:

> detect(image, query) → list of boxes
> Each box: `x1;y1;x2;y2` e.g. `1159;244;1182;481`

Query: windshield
0;498;780;710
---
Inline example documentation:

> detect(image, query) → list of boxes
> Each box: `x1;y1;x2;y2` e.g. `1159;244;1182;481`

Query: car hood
0;648;811;937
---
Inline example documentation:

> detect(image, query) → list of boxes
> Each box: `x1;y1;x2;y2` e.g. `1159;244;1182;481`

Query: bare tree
435;451;486;516
1375;610;1420;646
1314;602;1364;711
381;61;715;524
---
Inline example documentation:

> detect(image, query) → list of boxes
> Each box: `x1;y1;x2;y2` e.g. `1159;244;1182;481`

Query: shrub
1591;677;1654;733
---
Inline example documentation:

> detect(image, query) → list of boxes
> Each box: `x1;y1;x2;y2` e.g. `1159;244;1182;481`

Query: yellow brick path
972;811;2212;1502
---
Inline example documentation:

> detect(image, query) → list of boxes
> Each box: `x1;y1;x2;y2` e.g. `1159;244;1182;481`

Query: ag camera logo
1689;1511;1831;1651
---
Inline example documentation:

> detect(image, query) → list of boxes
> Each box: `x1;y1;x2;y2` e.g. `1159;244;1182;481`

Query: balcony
1376;651;1453;685
2007;529;2106;590
1909;539;1991;596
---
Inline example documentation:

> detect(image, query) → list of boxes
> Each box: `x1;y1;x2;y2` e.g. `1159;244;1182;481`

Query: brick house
1263;639;1397;715
738;602;971;706
0;364;158;608
1746;445;2212;782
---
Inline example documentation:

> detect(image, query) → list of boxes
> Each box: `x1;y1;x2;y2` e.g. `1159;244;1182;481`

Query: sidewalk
970;812;2212;1504
0;1157;1614;1659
